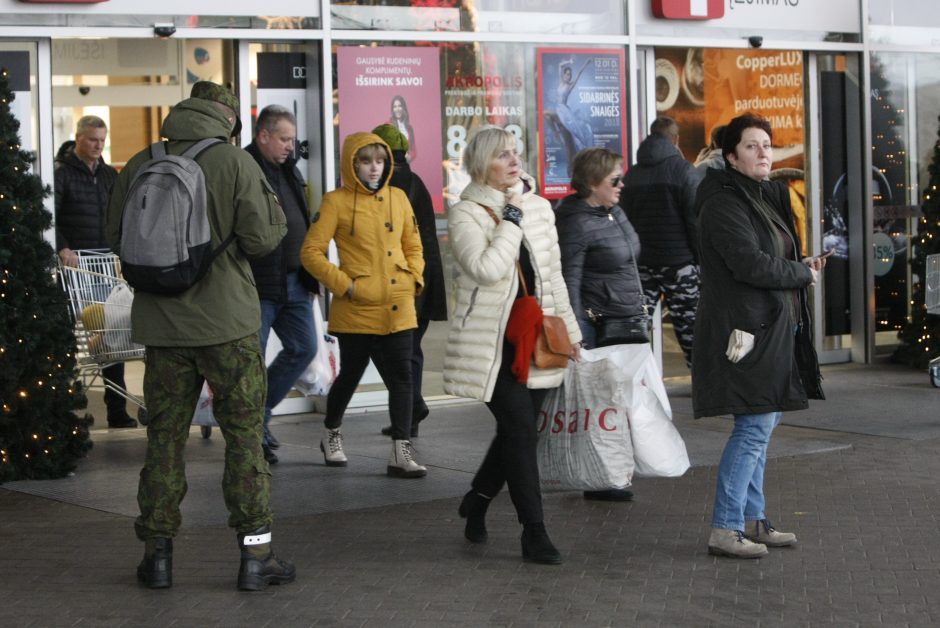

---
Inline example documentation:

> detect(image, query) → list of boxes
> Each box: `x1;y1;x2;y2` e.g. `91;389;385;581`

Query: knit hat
190;80;242;136
371;123;409;153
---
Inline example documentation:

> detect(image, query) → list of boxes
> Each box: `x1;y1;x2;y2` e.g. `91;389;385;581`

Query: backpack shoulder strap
181;137;225;160
149;141;168;159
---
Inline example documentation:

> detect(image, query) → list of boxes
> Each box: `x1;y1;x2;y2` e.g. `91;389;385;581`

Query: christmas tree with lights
895;114;940;368
0;66;92;482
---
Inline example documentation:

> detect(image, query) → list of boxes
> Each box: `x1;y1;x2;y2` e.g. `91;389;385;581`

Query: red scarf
505;295;543;384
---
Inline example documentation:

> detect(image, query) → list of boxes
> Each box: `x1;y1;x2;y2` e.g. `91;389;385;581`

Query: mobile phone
817;248;835;259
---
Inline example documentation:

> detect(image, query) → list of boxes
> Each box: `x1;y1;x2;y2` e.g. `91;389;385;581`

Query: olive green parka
106;97;287;347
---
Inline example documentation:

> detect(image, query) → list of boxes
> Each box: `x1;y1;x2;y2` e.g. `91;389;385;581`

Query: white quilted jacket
443;172;582;402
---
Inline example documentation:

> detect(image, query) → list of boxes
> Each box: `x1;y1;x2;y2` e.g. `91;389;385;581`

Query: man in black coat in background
55;115;136;428
372;124;447;438
246;105;319;464
619;116;703;368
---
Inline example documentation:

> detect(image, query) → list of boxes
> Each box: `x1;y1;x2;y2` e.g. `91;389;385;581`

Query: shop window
330;0;626;35
654;47;807;246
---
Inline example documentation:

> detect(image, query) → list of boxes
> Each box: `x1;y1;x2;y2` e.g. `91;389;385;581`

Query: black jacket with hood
244;142;318;301
388;149;447;322
619;133;702;267
692;167;824;418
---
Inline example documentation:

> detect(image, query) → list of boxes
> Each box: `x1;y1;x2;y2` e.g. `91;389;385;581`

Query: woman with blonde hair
443;126;581;564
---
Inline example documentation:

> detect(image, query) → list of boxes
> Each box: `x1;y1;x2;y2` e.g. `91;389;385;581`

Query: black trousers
325;330;414;440
410;317;430;419
102;362;127;418
474;340;548;526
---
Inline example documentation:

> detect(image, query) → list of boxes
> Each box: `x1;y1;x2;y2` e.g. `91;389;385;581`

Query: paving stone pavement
2;362;940;626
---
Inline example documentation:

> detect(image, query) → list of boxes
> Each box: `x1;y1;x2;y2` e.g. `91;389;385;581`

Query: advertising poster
656;47;806;248
537;48;627;199
337;46;444;214
442;42;527;209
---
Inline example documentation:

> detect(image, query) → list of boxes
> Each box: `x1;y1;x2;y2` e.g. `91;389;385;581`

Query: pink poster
338;46;444;214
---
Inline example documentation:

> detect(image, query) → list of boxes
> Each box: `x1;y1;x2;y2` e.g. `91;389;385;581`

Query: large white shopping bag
600;345;690;478
537;345;689;490
537;348;636;491
294;295;340;396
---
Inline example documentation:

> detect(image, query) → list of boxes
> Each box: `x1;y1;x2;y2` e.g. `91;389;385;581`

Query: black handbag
589;207;650;348
595;313;651;347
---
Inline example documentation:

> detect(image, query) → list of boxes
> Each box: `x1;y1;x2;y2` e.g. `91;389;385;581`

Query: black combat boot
137;538;173;588
237;525;296;591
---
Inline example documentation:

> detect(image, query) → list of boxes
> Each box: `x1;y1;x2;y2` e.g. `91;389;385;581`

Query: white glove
725;329;755;363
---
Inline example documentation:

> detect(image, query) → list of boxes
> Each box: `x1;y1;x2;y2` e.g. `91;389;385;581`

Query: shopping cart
58;249;148;422
927;253;940;388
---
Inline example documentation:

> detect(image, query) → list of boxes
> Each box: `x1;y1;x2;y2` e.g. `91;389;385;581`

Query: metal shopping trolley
927;253;940;388
58;250;148;423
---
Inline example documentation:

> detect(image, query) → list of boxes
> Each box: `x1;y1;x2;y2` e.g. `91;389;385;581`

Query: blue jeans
711;411;782;530
259;272;318;442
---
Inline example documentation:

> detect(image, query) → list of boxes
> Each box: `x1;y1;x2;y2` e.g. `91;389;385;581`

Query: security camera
748;35;763;48
153;23;176;38
78;86;90;96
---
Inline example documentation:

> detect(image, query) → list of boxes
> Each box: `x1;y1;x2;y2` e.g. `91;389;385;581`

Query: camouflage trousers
638;263;700;368
135;334;273;541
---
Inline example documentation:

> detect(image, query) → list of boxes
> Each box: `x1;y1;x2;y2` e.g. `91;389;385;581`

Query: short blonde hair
463;125;515;184
355;143;387;162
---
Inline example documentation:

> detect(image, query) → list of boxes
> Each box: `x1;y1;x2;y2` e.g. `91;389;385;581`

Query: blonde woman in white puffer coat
443;126;581;565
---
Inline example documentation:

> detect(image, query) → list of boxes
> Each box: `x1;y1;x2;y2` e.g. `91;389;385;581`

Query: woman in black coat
372;124;447;437
555;147;644;502
693;113;825;559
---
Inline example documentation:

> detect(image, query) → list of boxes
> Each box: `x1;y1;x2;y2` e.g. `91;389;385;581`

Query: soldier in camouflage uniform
106;81;295;591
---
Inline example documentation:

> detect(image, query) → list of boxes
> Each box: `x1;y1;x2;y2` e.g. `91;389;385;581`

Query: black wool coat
389;150;447;322
555;194;644;343
691;167;824;419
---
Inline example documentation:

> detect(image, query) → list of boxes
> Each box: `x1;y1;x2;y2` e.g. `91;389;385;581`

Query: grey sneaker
744;519;797;547
708;528;769;558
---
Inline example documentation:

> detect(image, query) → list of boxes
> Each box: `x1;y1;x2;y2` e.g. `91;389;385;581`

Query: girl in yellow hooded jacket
301;132;426;478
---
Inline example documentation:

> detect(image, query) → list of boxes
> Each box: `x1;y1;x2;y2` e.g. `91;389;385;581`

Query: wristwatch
502;204;523;226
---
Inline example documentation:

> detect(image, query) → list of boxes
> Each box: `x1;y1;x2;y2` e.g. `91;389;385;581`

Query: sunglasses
608;175;624;187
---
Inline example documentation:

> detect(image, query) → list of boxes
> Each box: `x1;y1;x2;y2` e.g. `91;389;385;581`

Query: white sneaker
320;427;347;467
387;440;427;478
707;528;768;558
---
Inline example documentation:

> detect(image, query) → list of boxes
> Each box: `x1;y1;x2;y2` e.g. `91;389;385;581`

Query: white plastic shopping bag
103;282;143;353
601;345;690;478
537;349;636;491
294;295;340;396
191;381;217;427
537;345;690;489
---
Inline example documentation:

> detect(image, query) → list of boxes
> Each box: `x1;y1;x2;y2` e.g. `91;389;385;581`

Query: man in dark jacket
372;124;447;438
106;82;294;591
246;105;319;465
620;116;702;368
54;115;135;428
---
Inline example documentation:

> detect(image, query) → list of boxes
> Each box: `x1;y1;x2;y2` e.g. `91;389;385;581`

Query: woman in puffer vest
443;126;581;564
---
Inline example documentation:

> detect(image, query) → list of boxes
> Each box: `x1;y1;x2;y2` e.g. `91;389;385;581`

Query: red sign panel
652;0;724;20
